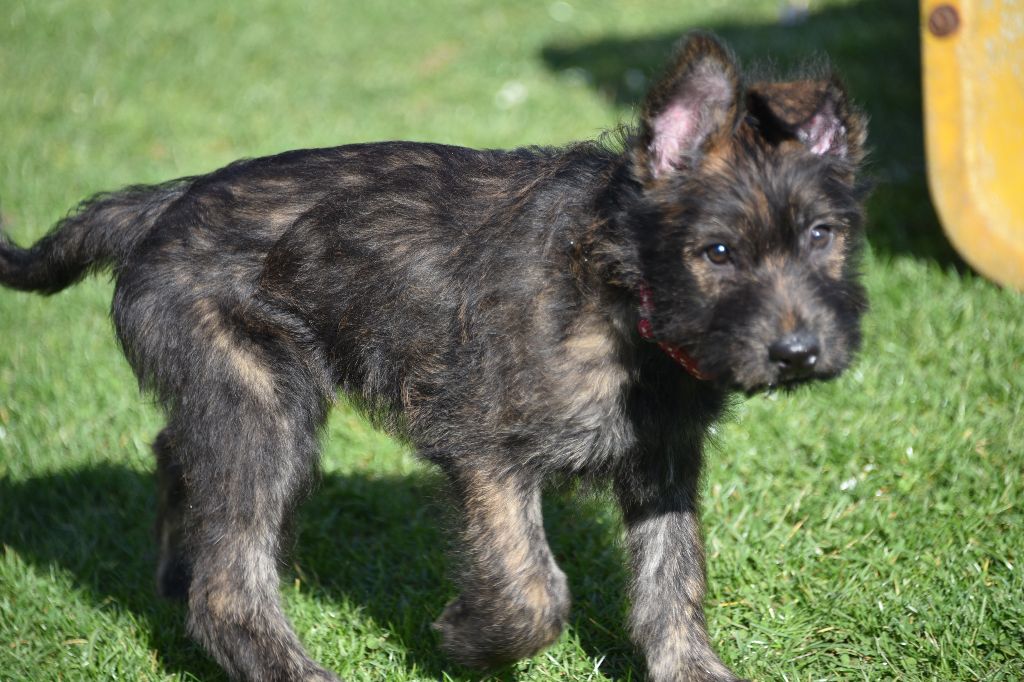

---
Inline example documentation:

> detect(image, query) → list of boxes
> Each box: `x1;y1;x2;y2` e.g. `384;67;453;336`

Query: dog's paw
432;596;485;666
432;594;563;669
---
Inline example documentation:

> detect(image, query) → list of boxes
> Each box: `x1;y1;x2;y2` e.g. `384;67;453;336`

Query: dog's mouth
739;377;808;397
733;367;841;397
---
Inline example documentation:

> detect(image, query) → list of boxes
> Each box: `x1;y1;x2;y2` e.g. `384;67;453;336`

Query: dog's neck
635;282;714;380
568;158;714;382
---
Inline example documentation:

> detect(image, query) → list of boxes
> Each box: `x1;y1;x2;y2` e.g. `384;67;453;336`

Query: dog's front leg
615;454;743;682
433;465;570;669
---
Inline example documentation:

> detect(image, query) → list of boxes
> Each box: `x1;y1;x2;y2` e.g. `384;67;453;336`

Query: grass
1;0;1021;679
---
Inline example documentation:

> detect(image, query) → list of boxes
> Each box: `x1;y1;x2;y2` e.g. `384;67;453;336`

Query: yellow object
921;0;1024;290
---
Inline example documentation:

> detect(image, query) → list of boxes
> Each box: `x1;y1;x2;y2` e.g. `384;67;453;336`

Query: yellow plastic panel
922;0;1024;289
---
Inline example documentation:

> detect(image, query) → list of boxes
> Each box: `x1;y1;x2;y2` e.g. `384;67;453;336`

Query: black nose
768;332;820;377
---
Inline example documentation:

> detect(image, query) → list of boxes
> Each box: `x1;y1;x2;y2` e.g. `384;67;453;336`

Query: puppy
0;32;867;681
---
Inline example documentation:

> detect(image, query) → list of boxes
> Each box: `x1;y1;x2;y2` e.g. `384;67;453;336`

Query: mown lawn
1;0;1021;680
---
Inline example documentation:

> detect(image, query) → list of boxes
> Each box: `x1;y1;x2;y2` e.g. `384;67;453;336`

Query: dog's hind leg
143;323;334;681
172;382;334;682
112;259;336;679
433;465;570;668
179;370;335;682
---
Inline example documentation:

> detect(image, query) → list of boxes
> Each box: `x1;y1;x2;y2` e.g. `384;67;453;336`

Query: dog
0;32;867;682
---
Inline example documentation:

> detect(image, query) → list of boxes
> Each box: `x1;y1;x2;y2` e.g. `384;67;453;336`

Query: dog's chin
730;368;842;397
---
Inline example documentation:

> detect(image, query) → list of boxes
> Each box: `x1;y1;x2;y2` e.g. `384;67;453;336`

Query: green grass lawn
1;0;1021;680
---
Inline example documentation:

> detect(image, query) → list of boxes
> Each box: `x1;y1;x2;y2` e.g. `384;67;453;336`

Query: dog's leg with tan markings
616;446;742;682
178;397;335;682
433;467;569;668
146;331;335;682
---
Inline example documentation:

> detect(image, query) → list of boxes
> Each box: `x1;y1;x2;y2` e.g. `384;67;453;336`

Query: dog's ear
746;78;867;164
634;32;741;181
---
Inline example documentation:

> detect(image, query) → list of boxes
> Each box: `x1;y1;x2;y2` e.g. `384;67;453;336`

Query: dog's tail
0;179;191;295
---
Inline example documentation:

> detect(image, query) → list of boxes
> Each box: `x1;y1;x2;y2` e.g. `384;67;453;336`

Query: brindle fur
0;33;867;682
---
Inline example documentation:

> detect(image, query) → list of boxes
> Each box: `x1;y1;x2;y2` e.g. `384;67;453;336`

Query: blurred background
1;1;1021;680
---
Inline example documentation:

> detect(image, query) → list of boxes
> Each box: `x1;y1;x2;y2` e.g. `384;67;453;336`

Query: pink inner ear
800;111;848;157
650;101;696;177
645;57;735;177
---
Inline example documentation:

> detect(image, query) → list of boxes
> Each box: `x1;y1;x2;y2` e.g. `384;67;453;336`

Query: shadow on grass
0;464;636;680
541;0;962;269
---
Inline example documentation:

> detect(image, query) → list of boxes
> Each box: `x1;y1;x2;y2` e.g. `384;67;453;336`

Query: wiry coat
1;33;867;682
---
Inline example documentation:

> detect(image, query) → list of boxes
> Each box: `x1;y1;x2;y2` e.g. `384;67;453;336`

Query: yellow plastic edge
921;0;1024;290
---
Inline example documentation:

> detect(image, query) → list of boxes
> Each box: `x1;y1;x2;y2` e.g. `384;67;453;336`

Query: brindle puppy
1;33;867;682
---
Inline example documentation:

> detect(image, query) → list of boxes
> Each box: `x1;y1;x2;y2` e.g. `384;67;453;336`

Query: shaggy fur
0;33;868;682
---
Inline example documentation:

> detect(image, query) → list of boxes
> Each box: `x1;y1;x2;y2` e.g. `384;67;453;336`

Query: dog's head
626;32;869;393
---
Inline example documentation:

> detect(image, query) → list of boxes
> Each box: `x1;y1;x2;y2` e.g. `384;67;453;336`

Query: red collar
636;283;715;381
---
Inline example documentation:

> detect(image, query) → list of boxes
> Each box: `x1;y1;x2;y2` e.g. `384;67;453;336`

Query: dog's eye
808;225;834;250
704;243;731;265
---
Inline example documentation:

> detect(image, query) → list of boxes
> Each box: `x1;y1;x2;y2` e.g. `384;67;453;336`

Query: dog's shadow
0;463;637;680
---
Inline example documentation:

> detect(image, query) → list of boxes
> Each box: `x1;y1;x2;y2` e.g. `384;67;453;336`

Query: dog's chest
545;314;637;472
